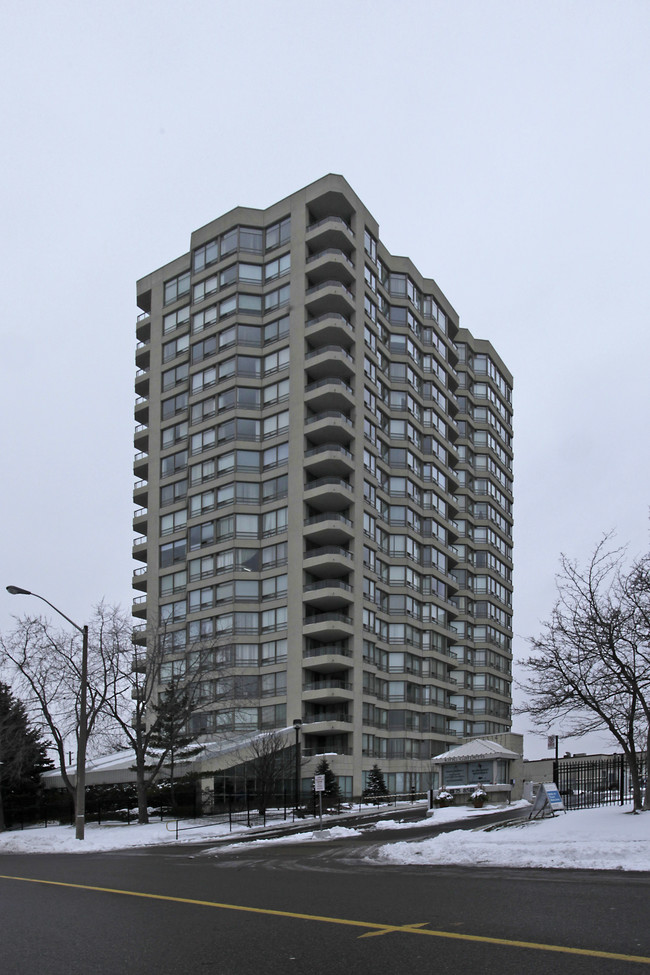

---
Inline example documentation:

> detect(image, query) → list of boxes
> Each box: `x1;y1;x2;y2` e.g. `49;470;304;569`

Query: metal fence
554;754;647;809
1;784;199;831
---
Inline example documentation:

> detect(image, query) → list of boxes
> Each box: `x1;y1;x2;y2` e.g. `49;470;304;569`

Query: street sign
314;774;325;792
548;735;556;750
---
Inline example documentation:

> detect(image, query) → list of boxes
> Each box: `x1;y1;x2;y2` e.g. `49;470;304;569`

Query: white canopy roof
431;738;520;763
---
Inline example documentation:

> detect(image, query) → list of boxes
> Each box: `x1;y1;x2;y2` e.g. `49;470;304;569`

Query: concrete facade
133;175;514;796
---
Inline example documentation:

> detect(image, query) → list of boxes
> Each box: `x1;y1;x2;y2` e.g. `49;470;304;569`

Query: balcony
131;654;146;674
132;506;148;534
135;341;150;371
305;312;354;349
134;395;149;425
304;477;353;513
132;565;148;592
303;611;353;641
303;546;353;577
305;410;354;445
304;281;355;318
303;679;353;703
303;443;353;477
304;344;354;383
132;594;147;620
303;512;354;545
135;369;149;398
303;579;353;611
304;377;354;412
305;248;355;286
301;710;353;735
133;451;149;479
132;622;147;646
136;311;151;343
132;537;148;564
133;478;148;507
305;215;354;252
134;423;149;451
303;643;353;674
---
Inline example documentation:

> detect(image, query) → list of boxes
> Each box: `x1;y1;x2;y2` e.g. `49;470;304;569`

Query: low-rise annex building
431;733;524;804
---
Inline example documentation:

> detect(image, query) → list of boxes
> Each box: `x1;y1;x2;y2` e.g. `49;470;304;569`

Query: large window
164;271;190;306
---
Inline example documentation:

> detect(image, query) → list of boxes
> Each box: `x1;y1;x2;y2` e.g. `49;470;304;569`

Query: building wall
133;174;514;795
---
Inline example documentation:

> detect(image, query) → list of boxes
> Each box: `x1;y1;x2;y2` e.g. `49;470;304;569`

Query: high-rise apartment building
133;174;513;797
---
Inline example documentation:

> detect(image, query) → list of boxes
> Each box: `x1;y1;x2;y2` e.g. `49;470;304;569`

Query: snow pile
376;805;650;871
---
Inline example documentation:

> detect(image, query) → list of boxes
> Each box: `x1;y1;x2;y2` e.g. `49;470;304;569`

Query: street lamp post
6;585;89;841
293;718;302;816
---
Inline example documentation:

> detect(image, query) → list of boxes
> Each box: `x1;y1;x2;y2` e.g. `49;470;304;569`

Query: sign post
314;774;325;829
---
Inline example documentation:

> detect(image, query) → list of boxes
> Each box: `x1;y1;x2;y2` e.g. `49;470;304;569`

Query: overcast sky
1;1;648;760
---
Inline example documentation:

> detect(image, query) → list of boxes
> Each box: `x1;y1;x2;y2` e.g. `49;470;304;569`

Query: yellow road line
1;873;649;966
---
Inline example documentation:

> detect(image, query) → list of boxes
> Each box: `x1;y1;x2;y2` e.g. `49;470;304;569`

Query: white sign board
529;781;565;818
314;774;325;792
544;783;565;810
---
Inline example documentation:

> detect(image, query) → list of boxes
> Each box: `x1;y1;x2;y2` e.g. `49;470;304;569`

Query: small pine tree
314;757;340;809
148;679;204;806
363;764;389;804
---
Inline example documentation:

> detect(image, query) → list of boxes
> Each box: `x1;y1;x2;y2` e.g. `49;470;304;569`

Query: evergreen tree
363;764;389;804
313;757;340;809
148;678;204;806
0;683;53;830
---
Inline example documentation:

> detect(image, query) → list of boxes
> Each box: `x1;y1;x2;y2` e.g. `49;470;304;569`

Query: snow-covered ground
375;804;650;871
0;802;648;872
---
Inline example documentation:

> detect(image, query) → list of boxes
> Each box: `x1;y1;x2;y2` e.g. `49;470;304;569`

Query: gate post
619;754;625;806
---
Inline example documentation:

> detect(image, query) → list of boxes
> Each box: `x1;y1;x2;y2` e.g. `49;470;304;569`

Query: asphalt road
1;821;648;975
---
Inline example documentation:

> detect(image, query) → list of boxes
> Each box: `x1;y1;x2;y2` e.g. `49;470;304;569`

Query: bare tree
101;617;211;824
0;603;123;821
244;729;293;814
519;538;650;811
103;621;250;824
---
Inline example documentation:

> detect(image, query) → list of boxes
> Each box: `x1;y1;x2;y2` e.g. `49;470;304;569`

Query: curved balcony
305;410;354;446
304;477;353;513
132;622;147;646
131;653;146;674
131;594;147;620
303;611;353;641
303;546;353;578
133;478;148;507
132;565;148;592
301;712;353;736
306;215;354;252
305;249;355;286
303;579;353;611
303;679;354;704
304;281;355;318
134;451;149;479
135;342;150;370
305;345;355;382
135;370;149;398
132;537;148;564
134;424;149;451
303;443;354;477
132;507;148;534
136;312;151;343
303;512;354;545
304;377;354;412
134;395;149;425
305;312;355;349
303;643;353;674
